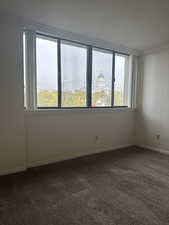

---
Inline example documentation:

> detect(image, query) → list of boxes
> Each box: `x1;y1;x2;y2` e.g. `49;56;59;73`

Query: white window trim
25;30;37;110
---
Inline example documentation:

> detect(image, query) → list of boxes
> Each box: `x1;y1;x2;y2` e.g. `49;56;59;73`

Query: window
114;54;130;106
24;31;133;110
92;49;113;107
36;35;58;107
61;41;87;107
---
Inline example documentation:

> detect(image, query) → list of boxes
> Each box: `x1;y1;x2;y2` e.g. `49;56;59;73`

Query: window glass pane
61;41;87;107
92;49;113;107
36;36;58;107
114;54;129;106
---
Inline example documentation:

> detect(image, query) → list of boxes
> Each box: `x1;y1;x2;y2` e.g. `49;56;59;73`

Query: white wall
0;16;136;175
26;110;135;167
136;48;169;151
0;21;26;175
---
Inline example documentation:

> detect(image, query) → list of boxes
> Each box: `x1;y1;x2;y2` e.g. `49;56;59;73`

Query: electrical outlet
95;136;99;141
156;134;160;140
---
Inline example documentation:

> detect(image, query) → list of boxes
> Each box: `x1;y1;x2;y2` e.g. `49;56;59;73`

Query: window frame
91;47;114;108
36;34;59;108
114;52;131;107
24;31;133;110
60;40;88;108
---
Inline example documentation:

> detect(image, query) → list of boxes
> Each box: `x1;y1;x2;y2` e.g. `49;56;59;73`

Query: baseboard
1;144;168;176
0;166;26;177
0;145;133;176
28;144;133;168
137;144;169;156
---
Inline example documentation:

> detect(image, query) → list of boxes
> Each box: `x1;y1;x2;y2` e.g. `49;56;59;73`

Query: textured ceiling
1;0;169;52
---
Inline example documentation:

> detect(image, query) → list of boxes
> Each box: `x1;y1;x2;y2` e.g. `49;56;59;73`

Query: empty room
1;0;169;224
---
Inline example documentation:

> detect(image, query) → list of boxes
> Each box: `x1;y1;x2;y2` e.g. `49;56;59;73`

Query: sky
36;36;127;92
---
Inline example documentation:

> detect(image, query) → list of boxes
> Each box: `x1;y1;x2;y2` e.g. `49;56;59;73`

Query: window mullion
58;39;61;108
111;52;115;107
87;46;92;107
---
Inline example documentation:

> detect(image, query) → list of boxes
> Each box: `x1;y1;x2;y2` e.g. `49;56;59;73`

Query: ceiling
1;0;169;52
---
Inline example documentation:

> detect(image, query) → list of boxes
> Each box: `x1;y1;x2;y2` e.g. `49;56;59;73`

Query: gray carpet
1;147;169;225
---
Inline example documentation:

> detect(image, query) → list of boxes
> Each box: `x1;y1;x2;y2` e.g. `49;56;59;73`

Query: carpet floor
0;147;169;225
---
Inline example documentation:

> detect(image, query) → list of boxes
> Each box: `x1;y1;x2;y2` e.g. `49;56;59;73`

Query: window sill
25;107;136;115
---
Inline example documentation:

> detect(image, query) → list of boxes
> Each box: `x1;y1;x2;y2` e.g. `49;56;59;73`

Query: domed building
95;73;106;92
94;73;111;106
